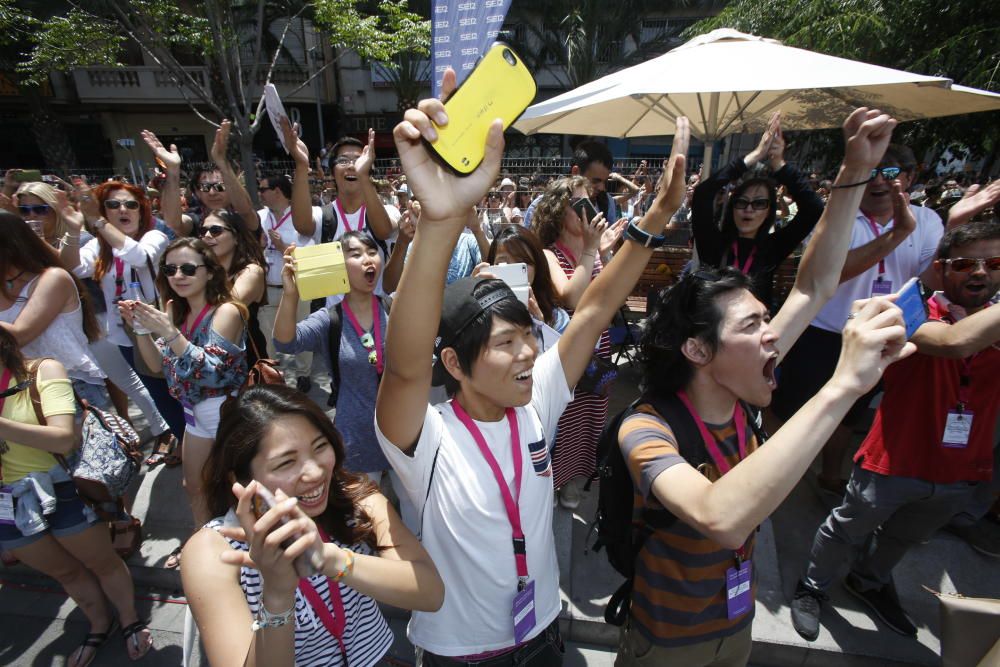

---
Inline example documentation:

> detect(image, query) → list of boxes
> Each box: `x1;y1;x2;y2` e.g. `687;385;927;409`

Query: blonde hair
15;182;66;243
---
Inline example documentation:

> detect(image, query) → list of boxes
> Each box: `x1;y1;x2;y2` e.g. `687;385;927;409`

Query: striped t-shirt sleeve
619;409;686;498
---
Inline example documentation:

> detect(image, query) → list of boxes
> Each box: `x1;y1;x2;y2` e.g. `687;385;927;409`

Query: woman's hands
580;209;607;255
393;68;504;225
599;218;627;258
745;111;781;168
55;190;85;234
141;130;182;173
120;299;179;339
280;245;298;296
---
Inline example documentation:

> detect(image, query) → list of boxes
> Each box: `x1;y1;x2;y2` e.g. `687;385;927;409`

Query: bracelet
251;600;295;632
831;176;873;190
60;233;79;247
332;548;355;582
162;331;181;345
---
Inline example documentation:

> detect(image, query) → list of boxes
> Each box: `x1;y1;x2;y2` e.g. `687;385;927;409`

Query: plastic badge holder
293;242;349;301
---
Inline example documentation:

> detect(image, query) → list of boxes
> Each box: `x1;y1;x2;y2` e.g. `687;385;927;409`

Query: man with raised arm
374;68;690;665
615;109;914;666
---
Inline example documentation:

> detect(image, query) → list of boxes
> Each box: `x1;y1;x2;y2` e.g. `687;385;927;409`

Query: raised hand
210;119;233;166
280;115;310;167
745;111;780;166
891;180;916;237
354;128;376;177
281;244;298;295
842;108;897;172
581;210;608;253
947;179;1000;227
831;296;914;396
600;218;627;257
55;189;85;233
393;68;504;224
650;116;690;216
767;117;786;171
141;130;182;172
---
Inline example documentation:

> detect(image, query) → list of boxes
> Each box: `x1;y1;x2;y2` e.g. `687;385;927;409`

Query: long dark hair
0;211;103;343
487;226;561;324
155;237;248;327
204;385;380;550
92;182;154;282
719;176;778;243
204;209;266;281
0;327;27;381
639;267;753;396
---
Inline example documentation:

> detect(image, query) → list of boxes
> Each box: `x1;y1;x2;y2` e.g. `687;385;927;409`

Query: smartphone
571;197;599;222
15;169;41;183
251;483;325;578
489;262;530;306
429;43;536;175
894;277;928;339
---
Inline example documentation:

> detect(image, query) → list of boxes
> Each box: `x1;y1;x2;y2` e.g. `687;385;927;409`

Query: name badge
182;400;196;428
870;278;893;297
512;579;536;644
942;410;973;448
0;490;15;525
726;560;753;620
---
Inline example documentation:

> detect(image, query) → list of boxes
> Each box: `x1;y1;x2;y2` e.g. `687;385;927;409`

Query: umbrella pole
701;138;715;179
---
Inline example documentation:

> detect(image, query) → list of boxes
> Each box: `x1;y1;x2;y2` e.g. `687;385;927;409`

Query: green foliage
312;0;429;61
689;0;1000;172
17;8;126;85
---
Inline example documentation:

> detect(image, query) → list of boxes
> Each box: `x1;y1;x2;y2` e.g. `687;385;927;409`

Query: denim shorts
0;481;98;550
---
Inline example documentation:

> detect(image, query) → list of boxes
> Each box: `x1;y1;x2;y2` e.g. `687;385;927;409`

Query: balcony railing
73;66;212;104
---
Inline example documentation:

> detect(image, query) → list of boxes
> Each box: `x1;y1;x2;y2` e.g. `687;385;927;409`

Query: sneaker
844;574;917;636
558;483;581;510
790;580;826;641
944;519;1000;559
296;376;312;393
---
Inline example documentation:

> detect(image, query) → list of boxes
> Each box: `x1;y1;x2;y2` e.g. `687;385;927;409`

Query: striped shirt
208;516;393;666
619;402;759;648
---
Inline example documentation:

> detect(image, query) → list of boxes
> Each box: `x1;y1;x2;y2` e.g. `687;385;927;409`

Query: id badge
942;410;973;448
182;400;196;428
512;579;536;644
870;278;893;297
725;560;753;620
0;489;15;525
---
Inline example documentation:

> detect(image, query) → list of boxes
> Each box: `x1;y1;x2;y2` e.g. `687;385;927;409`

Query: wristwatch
251;602;295;632
623;220;669;249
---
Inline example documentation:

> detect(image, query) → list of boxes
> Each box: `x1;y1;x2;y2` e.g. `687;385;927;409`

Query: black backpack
325;296;391;405
586;392;768;626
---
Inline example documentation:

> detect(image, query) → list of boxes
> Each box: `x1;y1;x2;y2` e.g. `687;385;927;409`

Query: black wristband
623;220;668;248
831;177;873;190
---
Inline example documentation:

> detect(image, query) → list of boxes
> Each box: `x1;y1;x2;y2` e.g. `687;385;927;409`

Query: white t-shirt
375;346;573;656
325;199;393;305
258;205;322;286
812;205;943;333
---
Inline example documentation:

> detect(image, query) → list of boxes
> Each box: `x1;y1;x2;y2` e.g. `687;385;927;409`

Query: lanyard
114;259;126;297
553;241;580;268
341;296;384;375
298;527;348;664
862;214;887;276
335;199;366;234
730;242;756;275
451;400;529;587
939;310;977;411
270;209;292;232
181;304;213;338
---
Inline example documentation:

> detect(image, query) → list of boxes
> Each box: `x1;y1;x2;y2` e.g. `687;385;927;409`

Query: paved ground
1;360;998;665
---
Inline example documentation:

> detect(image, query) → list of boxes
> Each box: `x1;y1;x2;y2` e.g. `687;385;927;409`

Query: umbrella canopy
514;29;1000;171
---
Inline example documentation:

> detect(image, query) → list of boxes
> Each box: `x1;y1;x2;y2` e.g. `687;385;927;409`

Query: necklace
5;270;27;293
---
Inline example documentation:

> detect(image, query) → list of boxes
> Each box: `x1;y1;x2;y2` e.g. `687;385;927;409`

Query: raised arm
141;130;190;236
557;119;689;388
281;117;317;238
382;204;416;294
375;70;504;451
910;302;1000;358
946;180;1000;230
0;268;75;346
211;120;258;229
772;108;898;361
354;128;396;241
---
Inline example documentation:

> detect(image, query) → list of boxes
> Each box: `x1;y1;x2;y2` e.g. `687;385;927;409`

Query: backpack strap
326;303;344;403
321;203;338;243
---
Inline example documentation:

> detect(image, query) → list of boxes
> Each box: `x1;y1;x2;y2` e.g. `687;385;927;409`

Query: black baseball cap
431;276;518;386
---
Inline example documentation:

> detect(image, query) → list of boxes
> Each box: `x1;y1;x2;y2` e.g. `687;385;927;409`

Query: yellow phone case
430;43;536;174
293;242;349;301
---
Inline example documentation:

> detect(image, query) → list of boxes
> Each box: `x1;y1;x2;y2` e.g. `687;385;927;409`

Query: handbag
577;353;618;398
243;316;285;388
927;586;1000;667
109;511;143;561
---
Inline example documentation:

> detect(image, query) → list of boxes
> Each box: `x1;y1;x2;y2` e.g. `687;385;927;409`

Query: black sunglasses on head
105;199;140;210
162;263;205;277
197;182;226;193
18;204;51;216
200;224;232;238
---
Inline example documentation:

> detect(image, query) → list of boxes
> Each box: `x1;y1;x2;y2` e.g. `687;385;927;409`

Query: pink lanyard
341;296;384;375
298;527;348;663
553;241;578;268
270;209;292;232
862;214;887;276
676;391;748;476
180;304;213;338
451;401;529;587
730;242;757;275
114;259;126;297
335;199;366;234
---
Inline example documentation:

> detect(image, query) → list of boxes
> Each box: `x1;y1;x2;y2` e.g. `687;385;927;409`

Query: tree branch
285;52;342;97
246;0;266;101
249;4;308;133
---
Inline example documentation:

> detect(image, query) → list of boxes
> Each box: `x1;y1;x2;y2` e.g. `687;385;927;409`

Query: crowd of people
0;65;998;667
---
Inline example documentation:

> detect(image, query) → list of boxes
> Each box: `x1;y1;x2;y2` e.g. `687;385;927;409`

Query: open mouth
345;175;358;182
763;355;778;390
297;483;326;509
514;368;532;382
964;281;987;295
364;267;376;283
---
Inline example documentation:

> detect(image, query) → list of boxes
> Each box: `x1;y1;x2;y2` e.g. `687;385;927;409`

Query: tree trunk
22;85;78;174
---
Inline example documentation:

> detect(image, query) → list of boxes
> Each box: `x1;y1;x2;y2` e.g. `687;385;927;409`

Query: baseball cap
431;276;519;386
396;183;410;195
499;177;515;190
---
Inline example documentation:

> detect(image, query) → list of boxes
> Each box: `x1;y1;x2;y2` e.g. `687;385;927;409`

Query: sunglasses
259;184;279;192
162;263;205;277
104;199;140;210
733;197;770;211
870;166;902;181
939;256;1000;273
18;204;51;216
200;224;232;238
197;182;226;193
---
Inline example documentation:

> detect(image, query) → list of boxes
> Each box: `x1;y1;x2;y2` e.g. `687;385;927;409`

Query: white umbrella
514;29;1000;174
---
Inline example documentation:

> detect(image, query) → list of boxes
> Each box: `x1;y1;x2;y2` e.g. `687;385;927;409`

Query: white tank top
0;274;106;383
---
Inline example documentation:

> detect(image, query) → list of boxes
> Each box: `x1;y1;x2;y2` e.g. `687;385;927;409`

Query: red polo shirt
855;296;1000;483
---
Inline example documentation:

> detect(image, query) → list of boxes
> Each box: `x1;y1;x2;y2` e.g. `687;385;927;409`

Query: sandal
145;433;181;469
69;618;119;667
122;620;153;661
164;545;182;570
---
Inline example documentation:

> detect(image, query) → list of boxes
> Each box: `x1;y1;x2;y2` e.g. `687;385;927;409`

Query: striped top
619;402;759;648
208;516;393;666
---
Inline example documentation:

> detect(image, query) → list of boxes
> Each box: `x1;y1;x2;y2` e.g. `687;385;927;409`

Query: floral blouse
155;307;247;403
